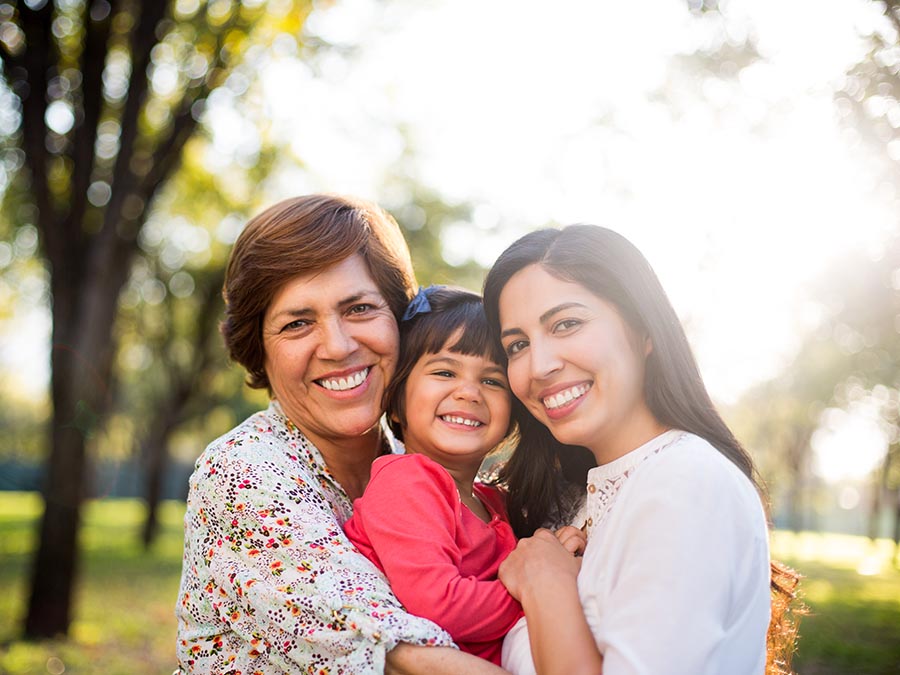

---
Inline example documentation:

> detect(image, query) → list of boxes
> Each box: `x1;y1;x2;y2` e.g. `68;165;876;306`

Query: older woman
175;195;504;674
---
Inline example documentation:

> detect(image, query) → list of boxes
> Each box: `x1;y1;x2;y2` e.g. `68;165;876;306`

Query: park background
1;0;899;673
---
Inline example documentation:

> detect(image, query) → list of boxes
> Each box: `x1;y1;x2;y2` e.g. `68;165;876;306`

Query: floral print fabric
175;400;453;674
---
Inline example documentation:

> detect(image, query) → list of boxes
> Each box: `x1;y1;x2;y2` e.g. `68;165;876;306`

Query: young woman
482;225;786;675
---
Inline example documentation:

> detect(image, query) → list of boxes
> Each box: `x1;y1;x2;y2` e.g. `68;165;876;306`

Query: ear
644;335;653;357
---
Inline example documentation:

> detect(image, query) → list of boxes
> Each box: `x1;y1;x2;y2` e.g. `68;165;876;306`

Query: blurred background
1;0;899;673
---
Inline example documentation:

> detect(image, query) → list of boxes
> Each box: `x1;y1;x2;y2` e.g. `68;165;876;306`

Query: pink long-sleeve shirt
343;453;523;665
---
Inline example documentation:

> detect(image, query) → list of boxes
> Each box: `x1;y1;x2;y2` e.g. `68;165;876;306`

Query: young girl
343;286;533;666
482;225;799;675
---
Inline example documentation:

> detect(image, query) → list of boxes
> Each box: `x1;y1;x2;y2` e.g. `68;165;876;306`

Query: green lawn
0;494;899;674
770;531;900;675
0;493;184;675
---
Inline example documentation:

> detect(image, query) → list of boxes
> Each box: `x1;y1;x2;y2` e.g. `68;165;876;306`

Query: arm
191;447;452;671
386;643;510;675
346;455;523;643
499;530;603;675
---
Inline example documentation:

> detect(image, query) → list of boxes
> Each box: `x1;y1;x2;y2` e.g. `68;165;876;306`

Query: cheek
506;361;531;401
370;319;400;371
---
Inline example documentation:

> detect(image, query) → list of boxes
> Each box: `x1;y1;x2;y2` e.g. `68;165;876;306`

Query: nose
317;318;358;361
453;378;483;403
529;338;563;381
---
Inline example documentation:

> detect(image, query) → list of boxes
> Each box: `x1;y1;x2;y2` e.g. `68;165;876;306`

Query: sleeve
349;454;523;644
501;616;537;675
191;447;454;673
588;454;770;675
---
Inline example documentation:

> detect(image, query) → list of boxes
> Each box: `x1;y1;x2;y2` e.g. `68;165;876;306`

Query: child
343;286;523;665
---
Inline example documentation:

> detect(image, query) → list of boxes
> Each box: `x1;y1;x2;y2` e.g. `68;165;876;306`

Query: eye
504;339;528;356
348;303;375;315
552;318;581;334
282;318;311;332
431;369;455;378
482;377;508;388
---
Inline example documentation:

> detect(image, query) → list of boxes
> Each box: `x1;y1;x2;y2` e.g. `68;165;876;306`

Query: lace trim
582;431;684;538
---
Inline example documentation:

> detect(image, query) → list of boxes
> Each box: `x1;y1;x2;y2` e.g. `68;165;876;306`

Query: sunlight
811;404;889;483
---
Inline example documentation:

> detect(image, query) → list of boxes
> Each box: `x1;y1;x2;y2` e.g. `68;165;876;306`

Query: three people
177;195;784;674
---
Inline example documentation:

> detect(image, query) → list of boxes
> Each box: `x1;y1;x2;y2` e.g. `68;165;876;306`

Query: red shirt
343;453;523;664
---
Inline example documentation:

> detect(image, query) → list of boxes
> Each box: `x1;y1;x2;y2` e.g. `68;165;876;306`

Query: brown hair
221;194;417;390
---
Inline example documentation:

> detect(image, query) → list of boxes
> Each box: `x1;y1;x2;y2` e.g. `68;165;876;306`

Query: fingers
554;525;587;556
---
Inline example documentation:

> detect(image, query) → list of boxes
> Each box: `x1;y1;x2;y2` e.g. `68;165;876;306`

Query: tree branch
16;2;57;258
64;0;119;243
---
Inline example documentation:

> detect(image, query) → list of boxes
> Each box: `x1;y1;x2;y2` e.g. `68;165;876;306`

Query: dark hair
221;194;416;391
384;286;508;441
483;225;760;538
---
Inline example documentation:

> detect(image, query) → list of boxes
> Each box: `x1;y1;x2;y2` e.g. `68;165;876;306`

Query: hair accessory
402;285;441;322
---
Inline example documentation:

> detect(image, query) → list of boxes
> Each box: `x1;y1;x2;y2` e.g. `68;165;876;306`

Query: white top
502;430;771;675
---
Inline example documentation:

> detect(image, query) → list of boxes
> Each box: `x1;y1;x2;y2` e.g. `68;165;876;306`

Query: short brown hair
221;194;417;390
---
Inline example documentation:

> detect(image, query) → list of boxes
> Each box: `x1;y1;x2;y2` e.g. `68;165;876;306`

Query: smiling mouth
317;368;370;392
542;384;591;410
439;415;483;428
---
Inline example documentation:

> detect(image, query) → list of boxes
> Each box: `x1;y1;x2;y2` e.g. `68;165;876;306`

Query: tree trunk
24;250;132;638
140;410;178;549
869;449;892;542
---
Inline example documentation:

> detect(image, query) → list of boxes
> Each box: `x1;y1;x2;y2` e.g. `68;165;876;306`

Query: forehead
265;254;378;316
498;265;597;323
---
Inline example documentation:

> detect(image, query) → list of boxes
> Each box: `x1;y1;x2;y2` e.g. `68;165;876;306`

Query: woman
175;194;505;674
482;225;776;675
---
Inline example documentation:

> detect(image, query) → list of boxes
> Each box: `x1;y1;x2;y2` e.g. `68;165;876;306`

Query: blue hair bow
402;285;442;322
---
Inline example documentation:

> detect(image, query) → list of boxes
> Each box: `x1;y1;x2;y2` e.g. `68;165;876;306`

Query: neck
308;426;384;502
590;405;670;466
434;457;491;522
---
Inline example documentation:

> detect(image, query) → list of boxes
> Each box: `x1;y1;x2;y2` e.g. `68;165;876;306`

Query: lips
316;367;370;392
542;383;591;410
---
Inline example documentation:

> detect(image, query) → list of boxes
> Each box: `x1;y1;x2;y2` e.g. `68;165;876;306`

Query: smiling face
262;254;399;455
400;333;511;473
498;264;662;464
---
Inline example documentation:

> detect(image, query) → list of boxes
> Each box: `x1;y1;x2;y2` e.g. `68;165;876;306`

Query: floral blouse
175;400;453;674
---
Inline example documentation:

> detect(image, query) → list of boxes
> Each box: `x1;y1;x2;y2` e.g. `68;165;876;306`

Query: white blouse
502;431;771;675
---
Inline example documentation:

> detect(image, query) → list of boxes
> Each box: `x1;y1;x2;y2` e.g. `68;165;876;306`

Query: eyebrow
500;301;588;338
268;291;375;322
424;355;506;375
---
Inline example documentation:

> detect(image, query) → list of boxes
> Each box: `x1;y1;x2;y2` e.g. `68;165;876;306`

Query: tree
0;0;311;638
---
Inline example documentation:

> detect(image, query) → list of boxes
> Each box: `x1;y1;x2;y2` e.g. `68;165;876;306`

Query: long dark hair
483;225;760;538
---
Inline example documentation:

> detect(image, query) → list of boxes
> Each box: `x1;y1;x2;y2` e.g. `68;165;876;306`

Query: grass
771;531;900;675
0;493;184;675
0;494;899;674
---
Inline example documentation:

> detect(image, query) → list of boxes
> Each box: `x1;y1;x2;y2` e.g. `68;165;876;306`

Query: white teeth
320;368;369;391
440;415;482;427
543;384;590;409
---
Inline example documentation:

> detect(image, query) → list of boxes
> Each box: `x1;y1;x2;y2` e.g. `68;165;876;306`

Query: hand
555;525;587;556
499;528;581;602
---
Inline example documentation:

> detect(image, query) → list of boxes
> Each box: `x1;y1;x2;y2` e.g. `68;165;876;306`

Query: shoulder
190;405;316;492
355;454;460;516
368;453;457;494
629;432;766;533
642;433;754;492
474;482;509;519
